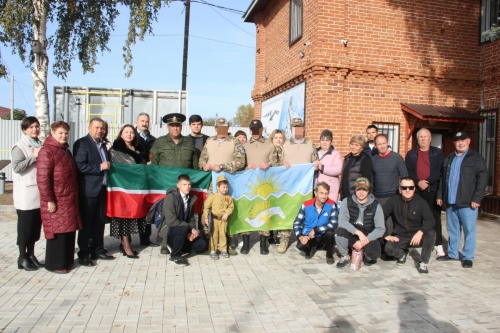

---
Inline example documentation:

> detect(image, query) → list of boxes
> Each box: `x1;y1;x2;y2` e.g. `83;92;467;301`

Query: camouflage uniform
269;145;284;167
198;136;246;172
198;118;246;255
149;134;198;169
275;117;319;253
241;136;272;238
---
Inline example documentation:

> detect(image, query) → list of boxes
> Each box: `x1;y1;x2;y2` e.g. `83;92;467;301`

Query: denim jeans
445;204;478;261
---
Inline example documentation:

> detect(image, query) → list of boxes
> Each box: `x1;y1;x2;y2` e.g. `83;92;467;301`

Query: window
478;110;497;194
373;122;400;153
289;0;303;45
480;0;500;43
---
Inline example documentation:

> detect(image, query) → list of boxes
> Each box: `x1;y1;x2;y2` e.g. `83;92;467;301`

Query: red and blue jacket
293;198;338;237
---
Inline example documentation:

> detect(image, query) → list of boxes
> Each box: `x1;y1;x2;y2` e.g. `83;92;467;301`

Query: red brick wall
249;0;483;156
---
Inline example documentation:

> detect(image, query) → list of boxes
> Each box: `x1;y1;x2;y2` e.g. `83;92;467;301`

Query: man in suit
74;118;115;266
135;112;158;247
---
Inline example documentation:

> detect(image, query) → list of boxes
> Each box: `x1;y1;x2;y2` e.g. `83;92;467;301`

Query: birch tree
0;0;165;139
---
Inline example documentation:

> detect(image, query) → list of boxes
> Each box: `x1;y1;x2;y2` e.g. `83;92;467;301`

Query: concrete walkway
0;209;499;333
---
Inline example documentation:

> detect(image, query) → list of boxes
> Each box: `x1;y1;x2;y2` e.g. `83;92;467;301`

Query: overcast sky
0;0;255;121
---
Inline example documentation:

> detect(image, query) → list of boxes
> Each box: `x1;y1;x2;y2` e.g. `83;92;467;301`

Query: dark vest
343;153;368;192
347;197;378;235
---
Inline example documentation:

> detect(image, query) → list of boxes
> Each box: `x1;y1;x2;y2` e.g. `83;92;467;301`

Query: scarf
23;133;43;148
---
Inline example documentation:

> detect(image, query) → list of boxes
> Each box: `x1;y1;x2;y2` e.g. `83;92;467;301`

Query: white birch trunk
31;0;50;140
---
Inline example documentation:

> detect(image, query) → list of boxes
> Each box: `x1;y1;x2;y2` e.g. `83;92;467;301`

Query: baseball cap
249;119;263;129
453;131;469;141
354;177;370;191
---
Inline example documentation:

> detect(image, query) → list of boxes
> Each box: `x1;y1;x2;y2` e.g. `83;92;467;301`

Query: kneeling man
293;182;338;264
383;177;436;275
160;174;207;266
335;177;385;268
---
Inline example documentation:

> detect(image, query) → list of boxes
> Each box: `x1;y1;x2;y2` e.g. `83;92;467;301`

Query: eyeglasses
400;186;415;190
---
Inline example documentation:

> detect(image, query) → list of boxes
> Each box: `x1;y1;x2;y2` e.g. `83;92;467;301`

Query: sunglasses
400;186;415;190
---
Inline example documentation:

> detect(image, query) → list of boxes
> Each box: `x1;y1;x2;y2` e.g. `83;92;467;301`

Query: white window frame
478;110;497;194
289;0;303;45
481;0;500;43
373;122;400;153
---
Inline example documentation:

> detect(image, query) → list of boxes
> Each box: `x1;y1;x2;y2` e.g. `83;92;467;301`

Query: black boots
18;258;37;271
260;235;269;255
240;235;250;254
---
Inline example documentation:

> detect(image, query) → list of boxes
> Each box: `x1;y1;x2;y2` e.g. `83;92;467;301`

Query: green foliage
232;104;254;127
482;17;500;41
1;109;27;120
0;0;168;79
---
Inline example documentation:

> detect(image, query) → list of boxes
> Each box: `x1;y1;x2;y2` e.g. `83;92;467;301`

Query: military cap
291;117;305;127
249;119;263;129
354;177;370;191
216;175;227;183
162;113;186;124
215;118;229;126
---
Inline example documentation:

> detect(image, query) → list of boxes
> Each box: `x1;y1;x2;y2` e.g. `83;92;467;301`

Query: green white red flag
106;164;211;218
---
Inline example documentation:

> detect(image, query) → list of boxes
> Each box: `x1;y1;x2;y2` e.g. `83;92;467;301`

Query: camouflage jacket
149;134;199;169
269;145;284;167
199;135;246;173
286;138;319;162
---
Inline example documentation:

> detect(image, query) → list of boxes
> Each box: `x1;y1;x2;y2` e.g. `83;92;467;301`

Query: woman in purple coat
315;130;343;201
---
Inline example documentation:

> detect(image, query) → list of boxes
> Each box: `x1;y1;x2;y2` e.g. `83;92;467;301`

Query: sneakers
418;261;428;275
336;255;350;268
277;238;289;254
396;249;409;265
434;245;445;257
221;251;229;258
210;252;219;260
169;256;189;266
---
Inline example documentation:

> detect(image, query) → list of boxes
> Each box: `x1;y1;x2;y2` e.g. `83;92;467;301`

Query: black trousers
416;190;443;246
45;232;76;271
16;209;42;249
296;229;336;258
167;226;207;257
335;227;382;260
384;229;436;264
77;186;107;259
139;224;152;244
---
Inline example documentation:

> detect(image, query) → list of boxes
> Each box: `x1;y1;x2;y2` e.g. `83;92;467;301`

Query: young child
203;175;234;259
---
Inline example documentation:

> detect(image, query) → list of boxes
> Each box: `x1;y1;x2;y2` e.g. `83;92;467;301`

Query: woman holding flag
109;125;146;259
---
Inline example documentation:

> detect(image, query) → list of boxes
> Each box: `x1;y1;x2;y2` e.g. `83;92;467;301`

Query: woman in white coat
11;117;44;271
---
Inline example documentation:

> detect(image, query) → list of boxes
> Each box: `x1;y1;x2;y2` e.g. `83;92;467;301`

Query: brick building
244;0;500;214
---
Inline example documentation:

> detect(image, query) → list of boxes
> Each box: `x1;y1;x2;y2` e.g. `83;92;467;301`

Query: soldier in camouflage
149;113;198;169
239;120;274;255
149;113;199;256
199;117;246;255
276;117;320;254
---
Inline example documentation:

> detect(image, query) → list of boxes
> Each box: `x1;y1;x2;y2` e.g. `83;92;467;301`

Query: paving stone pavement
0;210;499;333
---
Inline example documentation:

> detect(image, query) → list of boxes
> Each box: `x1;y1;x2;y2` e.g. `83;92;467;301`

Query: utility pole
10;76;14;120
181;0;190;92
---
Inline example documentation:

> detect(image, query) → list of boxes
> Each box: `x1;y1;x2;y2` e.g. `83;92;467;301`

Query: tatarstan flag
106;164;211;219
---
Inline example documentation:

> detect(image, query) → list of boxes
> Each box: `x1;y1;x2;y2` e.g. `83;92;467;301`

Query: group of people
11;112;487;275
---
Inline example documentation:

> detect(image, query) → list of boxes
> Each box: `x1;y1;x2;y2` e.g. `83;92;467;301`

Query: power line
15;81;34;114
14;79;34;89
111;33;254;48
172;0;245;15
197;0;254;37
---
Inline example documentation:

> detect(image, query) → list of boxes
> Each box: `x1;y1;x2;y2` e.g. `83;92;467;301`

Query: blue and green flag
212;164;315;235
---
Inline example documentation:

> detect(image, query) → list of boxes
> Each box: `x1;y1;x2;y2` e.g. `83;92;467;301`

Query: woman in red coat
37;121;82;274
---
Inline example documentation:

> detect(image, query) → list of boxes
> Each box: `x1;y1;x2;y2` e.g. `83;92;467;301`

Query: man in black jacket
383;177;436;275
160;174;207;266
405;128;445;256
135;112;158;247
436;132;487;269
